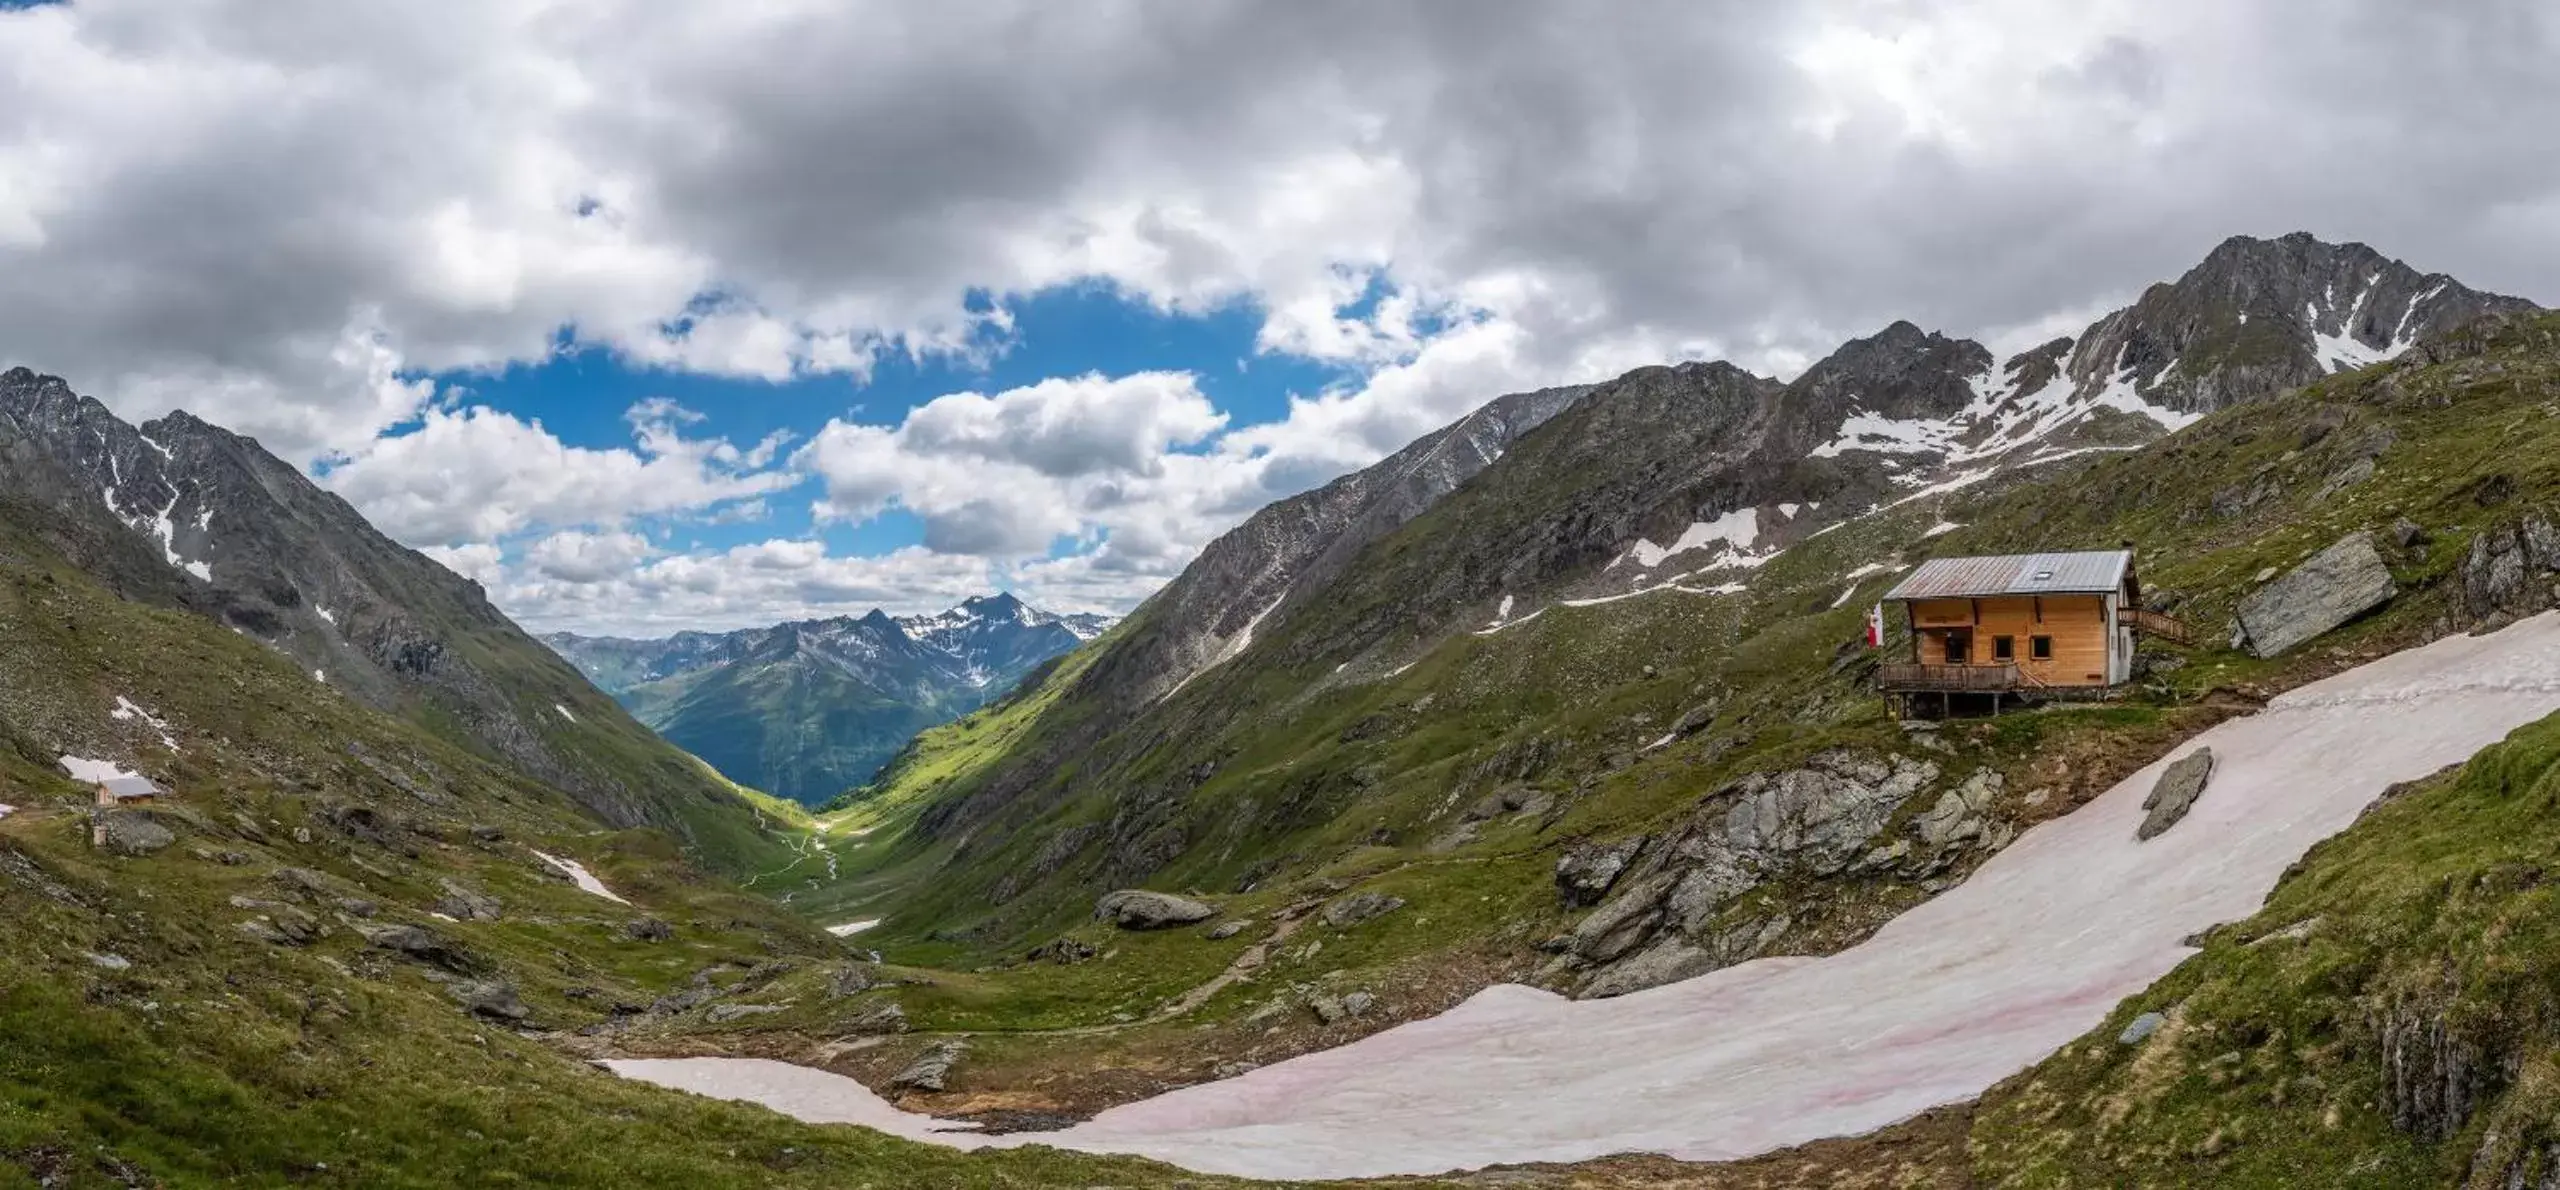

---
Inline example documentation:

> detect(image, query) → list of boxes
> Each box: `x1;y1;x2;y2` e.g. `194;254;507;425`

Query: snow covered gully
607;613;2560;1179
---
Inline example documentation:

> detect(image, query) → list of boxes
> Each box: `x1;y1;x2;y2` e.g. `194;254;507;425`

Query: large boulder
2137;748;2215;841
449;979;529;1023
1093;889;1215;930
93;810;175;857
2233;533;2396;657
433;878;503;922
363;923;482;973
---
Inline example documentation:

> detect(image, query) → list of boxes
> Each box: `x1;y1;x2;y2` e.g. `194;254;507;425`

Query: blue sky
420;286;1357;563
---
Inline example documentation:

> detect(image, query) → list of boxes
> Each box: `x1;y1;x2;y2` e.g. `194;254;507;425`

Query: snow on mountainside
1576;235;2532;598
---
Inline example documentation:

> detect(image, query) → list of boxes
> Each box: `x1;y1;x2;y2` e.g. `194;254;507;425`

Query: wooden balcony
1875;661;2027;693
2123;608;2194;645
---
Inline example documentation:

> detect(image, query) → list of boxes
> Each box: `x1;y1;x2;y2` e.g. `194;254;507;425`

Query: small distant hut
1874;549;2189;716
92;774;164;808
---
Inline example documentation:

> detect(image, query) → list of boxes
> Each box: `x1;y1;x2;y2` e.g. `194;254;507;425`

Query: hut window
1942;632;1969;664
2030;635;2054;660
1992;635;2015;661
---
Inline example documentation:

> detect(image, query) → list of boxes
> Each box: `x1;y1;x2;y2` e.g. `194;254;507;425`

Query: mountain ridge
825;230;2542;949
0;369;794;872
544;593;1113;804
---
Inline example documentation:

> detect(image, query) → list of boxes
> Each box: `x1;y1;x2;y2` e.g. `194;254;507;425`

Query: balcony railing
2123;608;2194;645
1875;661;2027;693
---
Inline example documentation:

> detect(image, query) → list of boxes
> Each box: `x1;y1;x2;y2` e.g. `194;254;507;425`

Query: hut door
1942;629;1972;664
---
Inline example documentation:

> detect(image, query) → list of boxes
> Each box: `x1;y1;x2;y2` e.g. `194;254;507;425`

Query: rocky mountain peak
960;591;1031;622
1790;322;1994;427
2065;231;2535;417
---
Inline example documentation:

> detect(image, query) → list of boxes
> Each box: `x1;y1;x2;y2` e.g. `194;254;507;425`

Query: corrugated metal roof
1882;550;2130;600
98;775;162;799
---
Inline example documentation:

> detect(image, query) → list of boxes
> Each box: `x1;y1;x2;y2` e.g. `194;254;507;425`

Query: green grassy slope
1971;705;2560;1187
802;313;2560;1037
0;505;1217;1188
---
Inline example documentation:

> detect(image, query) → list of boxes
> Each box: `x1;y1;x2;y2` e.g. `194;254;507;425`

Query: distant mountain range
543;594;1112;804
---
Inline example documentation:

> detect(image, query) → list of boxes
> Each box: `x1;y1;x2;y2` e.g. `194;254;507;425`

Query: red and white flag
1864;603;1884;648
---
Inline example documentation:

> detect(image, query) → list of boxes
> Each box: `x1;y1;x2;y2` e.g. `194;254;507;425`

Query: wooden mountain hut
1874;549;2189;715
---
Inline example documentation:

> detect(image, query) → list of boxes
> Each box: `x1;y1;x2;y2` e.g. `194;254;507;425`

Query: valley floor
607;612;2560;1181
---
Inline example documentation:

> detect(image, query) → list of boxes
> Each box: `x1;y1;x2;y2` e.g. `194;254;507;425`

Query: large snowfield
608;613;2560;1179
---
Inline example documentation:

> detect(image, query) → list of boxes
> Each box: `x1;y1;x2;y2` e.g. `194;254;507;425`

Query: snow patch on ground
605;1060;983;1144
2087;368;2201;432
59;756;146;785
1164;595;1288;701
826;919;880;938
316;605;337;626
533;851;629;904
1924;520;1963;538
1472;608;1544;636
554;703;577;723
606;614;2560;1180
110;697;179;751
1809;412;1957;459
0;804;13;821
1623;509;1759;570
2309;291;2422;373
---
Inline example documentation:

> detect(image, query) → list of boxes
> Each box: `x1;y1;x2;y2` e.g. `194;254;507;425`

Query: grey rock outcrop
1582;939;1719;999
1566;751;1942;993
363;923;481;973
2461;512;2560;624
2118;1011;2166;1044
450;979;529;1023
1205;919;1252;941
827;964;878;999
2375;1001;2498;1144
2138;749;2215;841
840;999;909;1035
433;879;503;922
890;1041;967;1092
1555;837;1645;907
92;810;175;857
1911;770;2005;851
2233;533;2396;657
1093;889;1215;930
1320;891;1406;929
622;917;674;942
705;1003;785;1025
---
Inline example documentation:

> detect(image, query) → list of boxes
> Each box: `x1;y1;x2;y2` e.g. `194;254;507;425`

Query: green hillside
742;312;2560;1126
0;492;1222;1188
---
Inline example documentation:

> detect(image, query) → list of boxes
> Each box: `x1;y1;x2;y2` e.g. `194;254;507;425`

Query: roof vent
2032;570;2054;580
